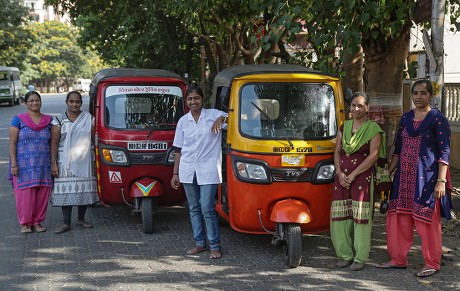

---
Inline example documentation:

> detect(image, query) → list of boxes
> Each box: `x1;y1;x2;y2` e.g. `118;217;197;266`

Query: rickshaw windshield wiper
146;126;158;138
251;101;273;125
250;101;293;149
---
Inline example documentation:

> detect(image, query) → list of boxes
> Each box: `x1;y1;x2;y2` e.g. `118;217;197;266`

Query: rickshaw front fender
129;178;163;198
270;199;312;224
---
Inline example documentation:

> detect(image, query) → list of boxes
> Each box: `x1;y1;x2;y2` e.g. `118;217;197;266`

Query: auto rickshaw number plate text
128;142;167;151
281;154;305;166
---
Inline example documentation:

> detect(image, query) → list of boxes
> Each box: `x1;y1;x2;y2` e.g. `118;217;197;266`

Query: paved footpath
0;102;459;290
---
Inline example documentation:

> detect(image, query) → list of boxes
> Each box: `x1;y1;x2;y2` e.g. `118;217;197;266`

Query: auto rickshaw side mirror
89;84;97;99
216;87;230;112
344;88;353;105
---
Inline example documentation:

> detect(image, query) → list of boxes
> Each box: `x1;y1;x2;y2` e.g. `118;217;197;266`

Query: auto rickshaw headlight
316;164;335;180
102;149;128;163
236;162;268;180
167;150;176;163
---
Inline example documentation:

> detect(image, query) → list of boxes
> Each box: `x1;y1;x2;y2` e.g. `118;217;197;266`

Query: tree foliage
47;0;460;90
0;0;33;68
24;21;92;90
47;0;198;79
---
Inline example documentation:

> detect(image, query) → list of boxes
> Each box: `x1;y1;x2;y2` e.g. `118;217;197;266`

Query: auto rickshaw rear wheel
285;223;302;268
141;197;154;234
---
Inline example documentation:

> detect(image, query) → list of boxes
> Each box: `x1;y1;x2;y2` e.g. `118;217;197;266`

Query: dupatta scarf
60;111;92;178
342;120;386;159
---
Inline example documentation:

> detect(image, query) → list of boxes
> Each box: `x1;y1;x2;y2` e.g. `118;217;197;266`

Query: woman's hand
344;172;356;185
51;163;59;178
11;165;18;176
212;116;226;133
171;175;180;190
434;181;446;199
338;172;351;189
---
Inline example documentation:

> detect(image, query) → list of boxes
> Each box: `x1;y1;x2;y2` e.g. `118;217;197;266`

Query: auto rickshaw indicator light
102;148;128;163
102;149;113;162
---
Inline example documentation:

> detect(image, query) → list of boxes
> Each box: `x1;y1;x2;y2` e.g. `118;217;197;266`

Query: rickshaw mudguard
270;199;312;224
129;178;163;198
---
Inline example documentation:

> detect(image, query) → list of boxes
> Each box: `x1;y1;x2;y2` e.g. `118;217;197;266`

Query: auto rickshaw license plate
128;142;167;151
281;154;305;166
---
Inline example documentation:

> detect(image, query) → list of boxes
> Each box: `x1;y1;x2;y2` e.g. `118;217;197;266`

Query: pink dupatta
17;112;52;131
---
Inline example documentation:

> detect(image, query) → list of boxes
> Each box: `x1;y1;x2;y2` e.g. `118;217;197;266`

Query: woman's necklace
352;122;363;133
66;111;81;121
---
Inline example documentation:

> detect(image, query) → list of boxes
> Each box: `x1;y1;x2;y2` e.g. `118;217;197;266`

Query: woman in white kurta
50;91;99;234
170;86;227;259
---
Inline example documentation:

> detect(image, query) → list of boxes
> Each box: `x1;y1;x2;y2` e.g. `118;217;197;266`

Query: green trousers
330;217;373;263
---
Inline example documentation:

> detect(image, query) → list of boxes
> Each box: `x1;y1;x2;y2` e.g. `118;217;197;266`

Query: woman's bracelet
173;173;178;176
437;178;447;183
11;165;17;168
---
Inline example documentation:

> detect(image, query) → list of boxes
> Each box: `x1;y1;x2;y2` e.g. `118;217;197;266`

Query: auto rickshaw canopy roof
212;64;335;89
90;68;184;98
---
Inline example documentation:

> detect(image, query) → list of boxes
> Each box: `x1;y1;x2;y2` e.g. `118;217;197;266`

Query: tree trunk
362;28;410;157
342;46;364;94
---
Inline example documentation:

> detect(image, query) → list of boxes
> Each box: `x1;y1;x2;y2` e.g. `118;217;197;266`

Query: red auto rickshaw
89;68;187;233
211;64;346;267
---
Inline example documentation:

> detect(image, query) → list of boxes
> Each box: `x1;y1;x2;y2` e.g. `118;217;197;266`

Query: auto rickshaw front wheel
141;197;155;234
284;223;302;268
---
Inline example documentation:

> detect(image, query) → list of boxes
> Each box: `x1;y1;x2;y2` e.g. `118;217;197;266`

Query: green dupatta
342;120;386;158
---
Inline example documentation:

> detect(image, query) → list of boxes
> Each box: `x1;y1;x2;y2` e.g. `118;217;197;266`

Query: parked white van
72;78;91;92
0;66;21;106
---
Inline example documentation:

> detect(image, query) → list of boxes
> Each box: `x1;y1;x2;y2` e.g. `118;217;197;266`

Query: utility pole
423;0;445;111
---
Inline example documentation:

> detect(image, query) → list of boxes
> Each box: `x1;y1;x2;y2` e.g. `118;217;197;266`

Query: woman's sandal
76;220;94;228
21;225;32;234
210;250;222;259
33;224;47;233
186;246;206;255
415;268;438;278
54;224;70;234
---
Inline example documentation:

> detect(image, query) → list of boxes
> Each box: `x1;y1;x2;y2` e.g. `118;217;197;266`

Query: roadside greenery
1;0;103;91
24;21;99;91
0;0;32;69
47;0;460;95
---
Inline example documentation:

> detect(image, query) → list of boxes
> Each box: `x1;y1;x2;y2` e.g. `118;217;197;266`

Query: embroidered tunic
331;131;373;224
389;109;451;222
10;115;53;189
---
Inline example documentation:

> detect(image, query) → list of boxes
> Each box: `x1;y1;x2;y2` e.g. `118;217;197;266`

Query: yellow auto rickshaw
211;64;346;267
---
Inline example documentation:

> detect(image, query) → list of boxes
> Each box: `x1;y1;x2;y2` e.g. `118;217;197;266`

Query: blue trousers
182;177;220;251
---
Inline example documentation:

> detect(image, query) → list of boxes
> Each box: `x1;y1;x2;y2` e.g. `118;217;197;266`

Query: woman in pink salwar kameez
376;80;452;278
9;91;53;234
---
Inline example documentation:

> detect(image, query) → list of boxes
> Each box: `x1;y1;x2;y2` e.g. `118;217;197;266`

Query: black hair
351;91;369;105
24;91;41;102
185;85;204;99
411;79;433;95
66;90;83;101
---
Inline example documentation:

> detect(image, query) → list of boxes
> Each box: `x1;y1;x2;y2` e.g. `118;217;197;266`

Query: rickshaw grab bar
257;209;276;234
120;187;133;207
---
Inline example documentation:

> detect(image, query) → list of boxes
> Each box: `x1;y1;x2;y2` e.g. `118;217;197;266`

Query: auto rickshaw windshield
104;85;184;130
239;83;337;140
